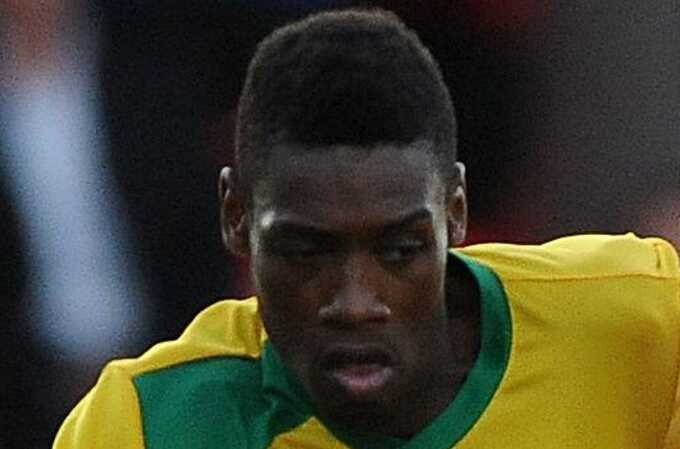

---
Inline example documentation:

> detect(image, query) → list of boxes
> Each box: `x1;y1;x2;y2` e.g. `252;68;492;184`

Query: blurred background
1;0;678;446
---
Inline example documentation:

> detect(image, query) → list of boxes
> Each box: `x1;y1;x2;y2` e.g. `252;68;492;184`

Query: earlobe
219;167;250;256
447;162;468;246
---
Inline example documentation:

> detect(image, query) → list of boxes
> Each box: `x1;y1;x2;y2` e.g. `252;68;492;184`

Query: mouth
320;345;396;399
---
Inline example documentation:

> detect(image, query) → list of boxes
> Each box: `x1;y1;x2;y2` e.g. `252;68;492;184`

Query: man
54;8;680;449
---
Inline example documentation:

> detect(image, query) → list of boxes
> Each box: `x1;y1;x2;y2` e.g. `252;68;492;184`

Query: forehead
251;143;445;231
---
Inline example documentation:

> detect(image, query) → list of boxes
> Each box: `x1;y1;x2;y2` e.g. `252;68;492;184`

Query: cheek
391;250;448;320
253;258;327;374
252;255;322;330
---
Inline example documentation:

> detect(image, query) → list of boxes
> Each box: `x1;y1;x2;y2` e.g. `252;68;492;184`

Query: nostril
318;295;391;325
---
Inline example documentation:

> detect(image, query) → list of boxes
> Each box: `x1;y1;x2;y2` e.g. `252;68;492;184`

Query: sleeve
52;363;146;449
662;240;680;449
666;320;680;449
665;389;680;448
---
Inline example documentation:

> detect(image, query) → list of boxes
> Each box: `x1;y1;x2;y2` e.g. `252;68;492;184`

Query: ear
446;162;468;247
219;167;250;256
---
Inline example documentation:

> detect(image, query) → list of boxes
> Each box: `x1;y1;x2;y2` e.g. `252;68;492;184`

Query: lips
320;346;396;398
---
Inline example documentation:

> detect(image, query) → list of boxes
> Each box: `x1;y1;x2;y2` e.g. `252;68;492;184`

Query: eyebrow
264;208;433;237
382;208;433;234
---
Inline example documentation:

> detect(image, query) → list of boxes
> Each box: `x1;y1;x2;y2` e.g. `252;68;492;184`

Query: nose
318;250;391;327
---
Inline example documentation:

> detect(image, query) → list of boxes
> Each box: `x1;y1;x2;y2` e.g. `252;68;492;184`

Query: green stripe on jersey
134;356;311;449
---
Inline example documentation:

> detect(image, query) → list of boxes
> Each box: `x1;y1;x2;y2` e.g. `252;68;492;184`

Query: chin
322;398;393;425
310;372;403;425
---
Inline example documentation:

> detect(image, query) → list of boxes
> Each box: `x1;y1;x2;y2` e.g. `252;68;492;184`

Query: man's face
237;143;465;431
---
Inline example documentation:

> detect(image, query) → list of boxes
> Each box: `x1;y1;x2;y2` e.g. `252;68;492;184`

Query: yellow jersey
54;234;680;448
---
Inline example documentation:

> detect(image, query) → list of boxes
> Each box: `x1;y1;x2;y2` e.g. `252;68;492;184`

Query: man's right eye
270;240;327;260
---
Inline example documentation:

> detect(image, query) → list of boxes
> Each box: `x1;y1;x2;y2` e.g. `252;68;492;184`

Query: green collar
262;251;512;449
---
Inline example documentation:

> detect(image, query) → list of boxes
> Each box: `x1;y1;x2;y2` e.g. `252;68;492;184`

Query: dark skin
220;142;480;438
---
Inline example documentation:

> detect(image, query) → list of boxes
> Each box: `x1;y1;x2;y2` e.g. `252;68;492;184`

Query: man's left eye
377;240;425;263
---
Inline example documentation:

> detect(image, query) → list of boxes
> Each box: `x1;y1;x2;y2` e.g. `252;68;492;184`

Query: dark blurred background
1;1;678;447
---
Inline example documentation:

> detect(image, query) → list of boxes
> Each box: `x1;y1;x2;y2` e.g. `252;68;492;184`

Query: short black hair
235;8;457;194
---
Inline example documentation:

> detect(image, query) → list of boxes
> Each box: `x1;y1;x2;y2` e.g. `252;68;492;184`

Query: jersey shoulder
458;233;680;282
53;298;265;449
111;296;265;379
